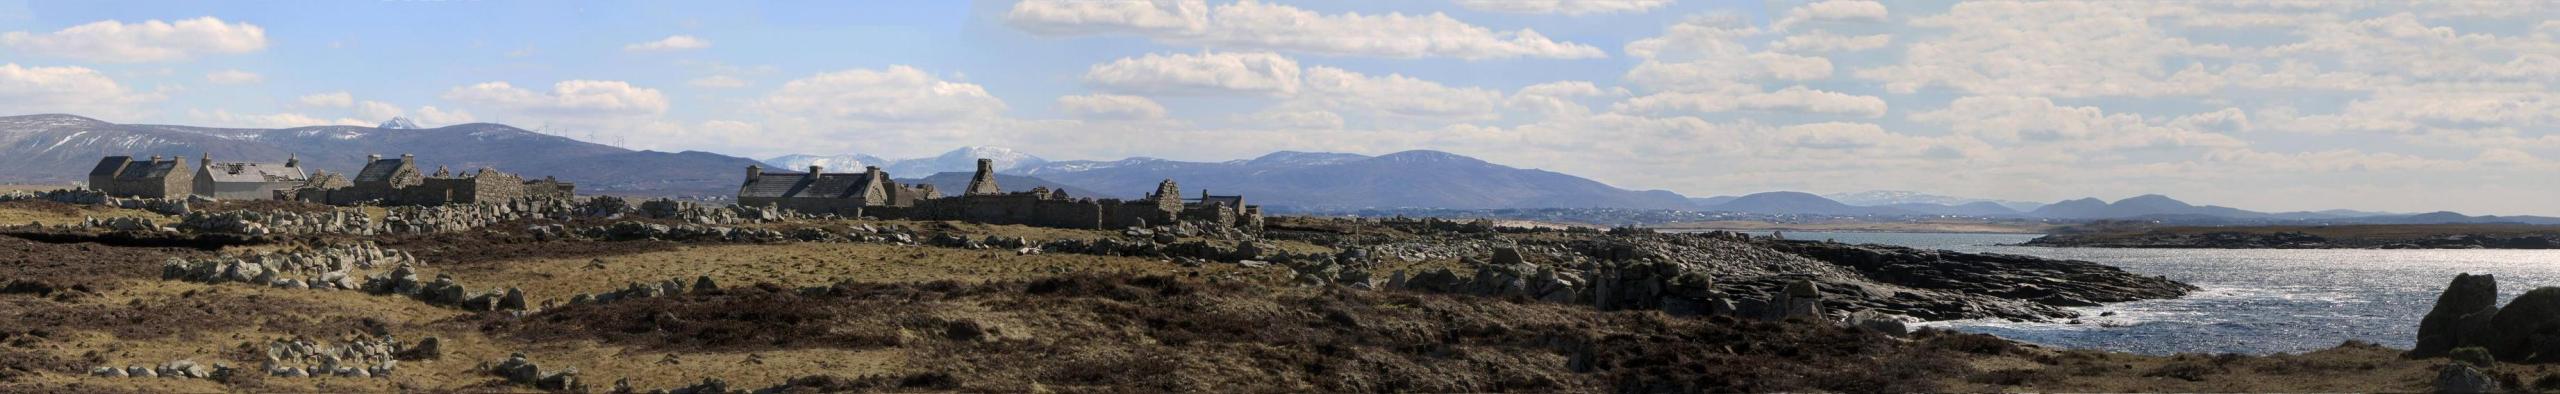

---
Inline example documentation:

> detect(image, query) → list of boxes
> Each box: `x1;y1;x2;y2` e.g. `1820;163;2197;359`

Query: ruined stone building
88;155;196;198
735;164;940;215
191;155;311;200
295;154;575;206
737;158;1261;230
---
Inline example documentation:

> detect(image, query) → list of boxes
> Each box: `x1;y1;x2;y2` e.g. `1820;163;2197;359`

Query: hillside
0;114;765;196
1017;150;1697;210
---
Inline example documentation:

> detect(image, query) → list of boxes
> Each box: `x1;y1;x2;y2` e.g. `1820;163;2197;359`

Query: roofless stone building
739;158;1260;230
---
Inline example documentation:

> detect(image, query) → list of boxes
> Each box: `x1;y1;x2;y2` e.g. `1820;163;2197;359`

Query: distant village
82;154;1260;231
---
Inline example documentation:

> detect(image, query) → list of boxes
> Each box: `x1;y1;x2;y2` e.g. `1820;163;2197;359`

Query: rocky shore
0;198;2239;392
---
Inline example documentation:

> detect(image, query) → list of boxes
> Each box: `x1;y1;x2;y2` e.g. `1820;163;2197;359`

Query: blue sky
4;0;2558;215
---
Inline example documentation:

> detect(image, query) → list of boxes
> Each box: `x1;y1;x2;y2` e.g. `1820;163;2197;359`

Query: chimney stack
400;154;415;165
745;165;762;181
368;154;382;162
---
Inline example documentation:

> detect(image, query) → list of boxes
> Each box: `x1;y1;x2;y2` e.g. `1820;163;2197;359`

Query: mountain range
4;113;2549;224
0;114;760;196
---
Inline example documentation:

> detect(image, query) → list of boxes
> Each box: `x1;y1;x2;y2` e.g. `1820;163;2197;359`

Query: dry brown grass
0;201;172;227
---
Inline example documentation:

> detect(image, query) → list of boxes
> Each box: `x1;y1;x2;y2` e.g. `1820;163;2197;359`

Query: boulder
396;337;441;360
498;288;527;311
2435;363;2498;393
2415;273;2501;358
2489;287;2560;362
1770;279;1825;321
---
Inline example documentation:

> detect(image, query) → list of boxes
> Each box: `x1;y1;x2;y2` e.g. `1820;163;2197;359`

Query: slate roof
116;160;180;180
354;159;409;182
89;156;132;177
1200;195;1244;208
203;162;308;183
740;172;881;199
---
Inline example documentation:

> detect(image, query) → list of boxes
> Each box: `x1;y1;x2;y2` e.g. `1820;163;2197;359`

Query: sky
2;0;2557;215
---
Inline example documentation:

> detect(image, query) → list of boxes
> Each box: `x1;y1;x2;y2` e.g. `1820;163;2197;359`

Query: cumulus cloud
1008;0;1605;59
690;75;749;89
203;69;262;84
1084;51;1301;95
443;80;671;118
188;110;368;129
1450;0;1675;15
1773;0;1887;30
758;66;1005;125
625;35;712;52
1910;96;2247;152
296;92;354;108
0;63;164;118
1058;94;1169;120
1769;32;1890;53
1292;66;1505;122
1615;85;1886;117
0;17;266;62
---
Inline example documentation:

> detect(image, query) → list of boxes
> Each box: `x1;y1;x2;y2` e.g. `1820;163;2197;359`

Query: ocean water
1726;231;2560;355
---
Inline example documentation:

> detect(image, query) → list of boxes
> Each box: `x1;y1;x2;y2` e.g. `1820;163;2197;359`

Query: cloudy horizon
3;1;2556;215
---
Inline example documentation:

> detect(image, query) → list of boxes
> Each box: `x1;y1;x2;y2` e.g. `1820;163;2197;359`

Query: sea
1719;230;2560;356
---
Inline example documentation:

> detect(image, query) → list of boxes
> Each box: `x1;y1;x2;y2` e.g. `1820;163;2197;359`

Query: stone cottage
88;155;196;199
190;155;311;200
297;154;575;205
737;158;1261;230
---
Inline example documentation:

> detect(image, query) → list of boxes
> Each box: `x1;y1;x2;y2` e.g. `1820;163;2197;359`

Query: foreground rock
2413;273;2500;357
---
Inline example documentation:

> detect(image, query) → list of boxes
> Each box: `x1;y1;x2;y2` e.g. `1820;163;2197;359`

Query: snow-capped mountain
762;147;1048;176
378;117;421;130
761;153;886;172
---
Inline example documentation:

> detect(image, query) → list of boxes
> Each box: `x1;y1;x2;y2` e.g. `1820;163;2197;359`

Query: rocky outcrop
1759;240;2197;308
2414;273;2501;357
2488;287;2560;362
2026;229;2560;249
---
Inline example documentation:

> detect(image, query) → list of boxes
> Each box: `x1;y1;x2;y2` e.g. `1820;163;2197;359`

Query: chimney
805;165;823;181
285;155;299;168
150;155;162;162
200;153;211;167
400;154;415;165
368;154;382;162
745;165;762;181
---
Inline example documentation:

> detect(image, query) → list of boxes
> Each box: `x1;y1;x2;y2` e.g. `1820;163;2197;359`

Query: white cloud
188;110;367;129
1770;32;1890;53
1245;109;1346;129
1058;94;1169;120
1008;0;1605;59
1085;51;1301;95
0;17;266;62
1292;66;1505;122
443;80;671;118
1508;81;1623;117
355;100;405;121
1622;16;1835;92
1855;2;2234;97
690;75;749;89
413;106;476;126
0;63;163;118
1616;85;1886;118
1910;96;2247;152
759;66;1005;124
1774;0;1888;30
202;69;262;84
625;35;712;52
296;92;354;108
1450;0;1675;15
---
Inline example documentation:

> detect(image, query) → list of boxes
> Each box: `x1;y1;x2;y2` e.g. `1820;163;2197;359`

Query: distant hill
0;113;764;196
1015;150;1698;210
1826;190;2045;212
2027;195;2266;219
1700;191;1915;215
1881;201;2021;216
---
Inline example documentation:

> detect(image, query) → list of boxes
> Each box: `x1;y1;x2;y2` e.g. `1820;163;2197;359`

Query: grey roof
116;160;180;180
89;156;131;177
354;159;409;182
740;172;880;199
1200;195;1244;207
203;162;308;183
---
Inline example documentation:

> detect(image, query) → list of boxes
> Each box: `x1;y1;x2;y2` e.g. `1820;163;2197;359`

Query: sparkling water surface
1721;230;2560;355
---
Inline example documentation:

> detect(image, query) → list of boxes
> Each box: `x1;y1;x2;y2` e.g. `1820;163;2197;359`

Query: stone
1491;246;1527;266
2488;287;2560;362
2435;363;2498;393
92;366;125;377
396;337;442;360
127;366;154;378
693;276;718;292
535;369;580;390
1848;311;1910;337
2415;273;2501;358
1771;279;1825;321
498;287;527;311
